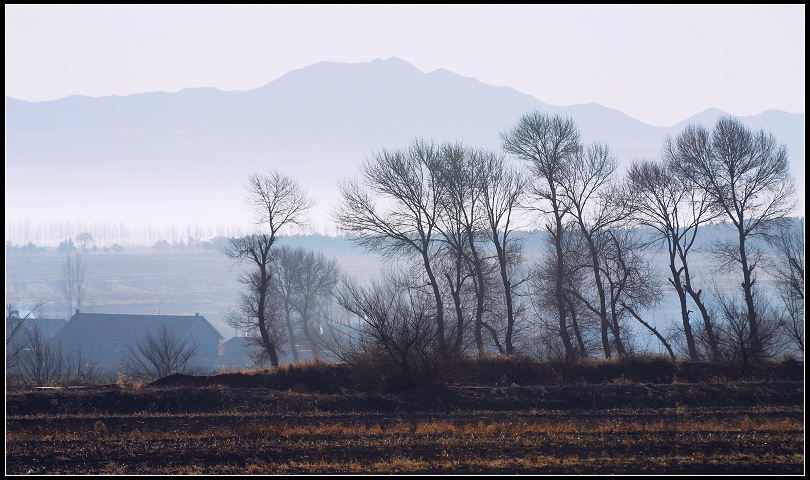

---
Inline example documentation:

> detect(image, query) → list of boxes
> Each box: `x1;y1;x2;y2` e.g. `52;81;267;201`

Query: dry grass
8;410;802;444
9;415;803;475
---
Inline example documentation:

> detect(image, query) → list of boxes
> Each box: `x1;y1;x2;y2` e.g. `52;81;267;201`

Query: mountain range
5;57;804;238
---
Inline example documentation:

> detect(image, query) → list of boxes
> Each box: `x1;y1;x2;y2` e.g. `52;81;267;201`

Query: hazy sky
5;4;805;127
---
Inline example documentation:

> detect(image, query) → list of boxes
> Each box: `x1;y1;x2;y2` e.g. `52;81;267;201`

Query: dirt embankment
6;381;804;416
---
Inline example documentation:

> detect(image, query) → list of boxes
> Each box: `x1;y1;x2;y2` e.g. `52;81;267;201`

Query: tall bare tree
226;234;283;366
269;245;342;361
292;249;341;359
528;224;595;358
501;112;581;359
626;158;720;360
271;244;304;362
768;218;804;355
334;138;450;356
667;116;797;357
477;149;527;355
602;229;670;359
60;252;86;318
561;142;630;358
434;143;490;356
225;170;314;367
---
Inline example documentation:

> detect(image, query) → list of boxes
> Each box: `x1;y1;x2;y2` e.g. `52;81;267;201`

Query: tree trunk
669;257;698;360
552;209;574;358
738;229;760;356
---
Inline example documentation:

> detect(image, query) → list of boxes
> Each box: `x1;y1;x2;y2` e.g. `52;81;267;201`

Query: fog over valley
5;58;804;238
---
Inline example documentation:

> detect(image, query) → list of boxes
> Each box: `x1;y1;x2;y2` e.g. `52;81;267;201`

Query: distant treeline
5;221;799;256
4;219;248;248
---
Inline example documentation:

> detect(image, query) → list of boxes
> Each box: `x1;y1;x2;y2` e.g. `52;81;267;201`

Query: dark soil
5;381;805;416
6;365;805;475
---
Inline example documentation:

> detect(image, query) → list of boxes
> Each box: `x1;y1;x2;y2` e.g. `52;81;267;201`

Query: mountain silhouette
5;57;804;234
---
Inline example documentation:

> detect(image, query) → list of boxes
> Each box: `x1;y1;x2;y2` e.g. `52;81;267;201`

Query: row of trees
5;219;243;249
226;113;802;380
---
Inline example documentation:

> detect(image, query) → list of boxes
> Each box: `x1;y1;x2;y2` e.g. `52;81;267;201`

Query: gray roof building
55;312;223;375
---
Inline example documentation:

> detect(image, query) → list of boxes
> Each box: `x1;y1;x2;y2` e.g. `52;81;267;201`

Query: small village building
6;311;67;341
54;312;223;375
217;336;265;370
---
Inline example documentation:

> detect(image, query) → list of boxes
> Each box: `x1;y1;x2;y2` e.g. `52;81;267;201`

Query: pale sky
4;4;805;127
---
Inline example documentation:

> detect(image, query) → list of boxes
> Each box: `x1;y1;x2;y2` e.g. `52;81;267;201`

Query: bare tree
434;143;490;356
63;347;103;386
272;245;305;362
334;138;450;357
626;158;720;360
528;226;596;359
768;218;804;355
432;222;474;356
244;169;316;236
333;271;443;390
667;116;797;356
225;170;314;367
6;300;47;374
291;249;341;359
269;246;341;361
7;303;102;387
122;322;201;381
561;142;631;358
226;235;286;367
501;112;581;359
477;149;528;355
19;324;65;386
602;229;670;359
711;288;786;371
60;252;87;317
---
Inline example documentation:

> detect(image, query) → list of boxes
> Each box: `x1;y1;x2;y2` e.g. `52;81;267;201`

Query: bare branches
334;137;449;355
122;322;201;381
667;116;798;356
625;157;720;360
501;112;582;359
60;252;87;317
246;169;315;239
334;139;445;257
226;170;314;367
767;218;804;354
501;112;581;211
6;300;48;372
334;272;442;389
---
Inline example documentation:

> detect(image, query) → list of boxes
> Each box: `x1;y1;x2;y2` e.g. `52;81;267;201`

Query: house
6;312;68;370
217;336;265;370
54;312;223;375
6;311;67;341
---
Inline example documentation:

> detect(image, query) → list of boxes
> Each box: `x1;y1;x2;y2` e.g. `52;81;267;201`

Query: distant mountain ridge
5;57;804;234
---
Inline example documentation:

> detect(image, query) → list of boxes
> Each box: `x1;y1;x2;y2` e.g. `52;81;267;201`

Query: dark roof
220;336;260;348
220;336;263;352
6;317;67;338
56;313;223;344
